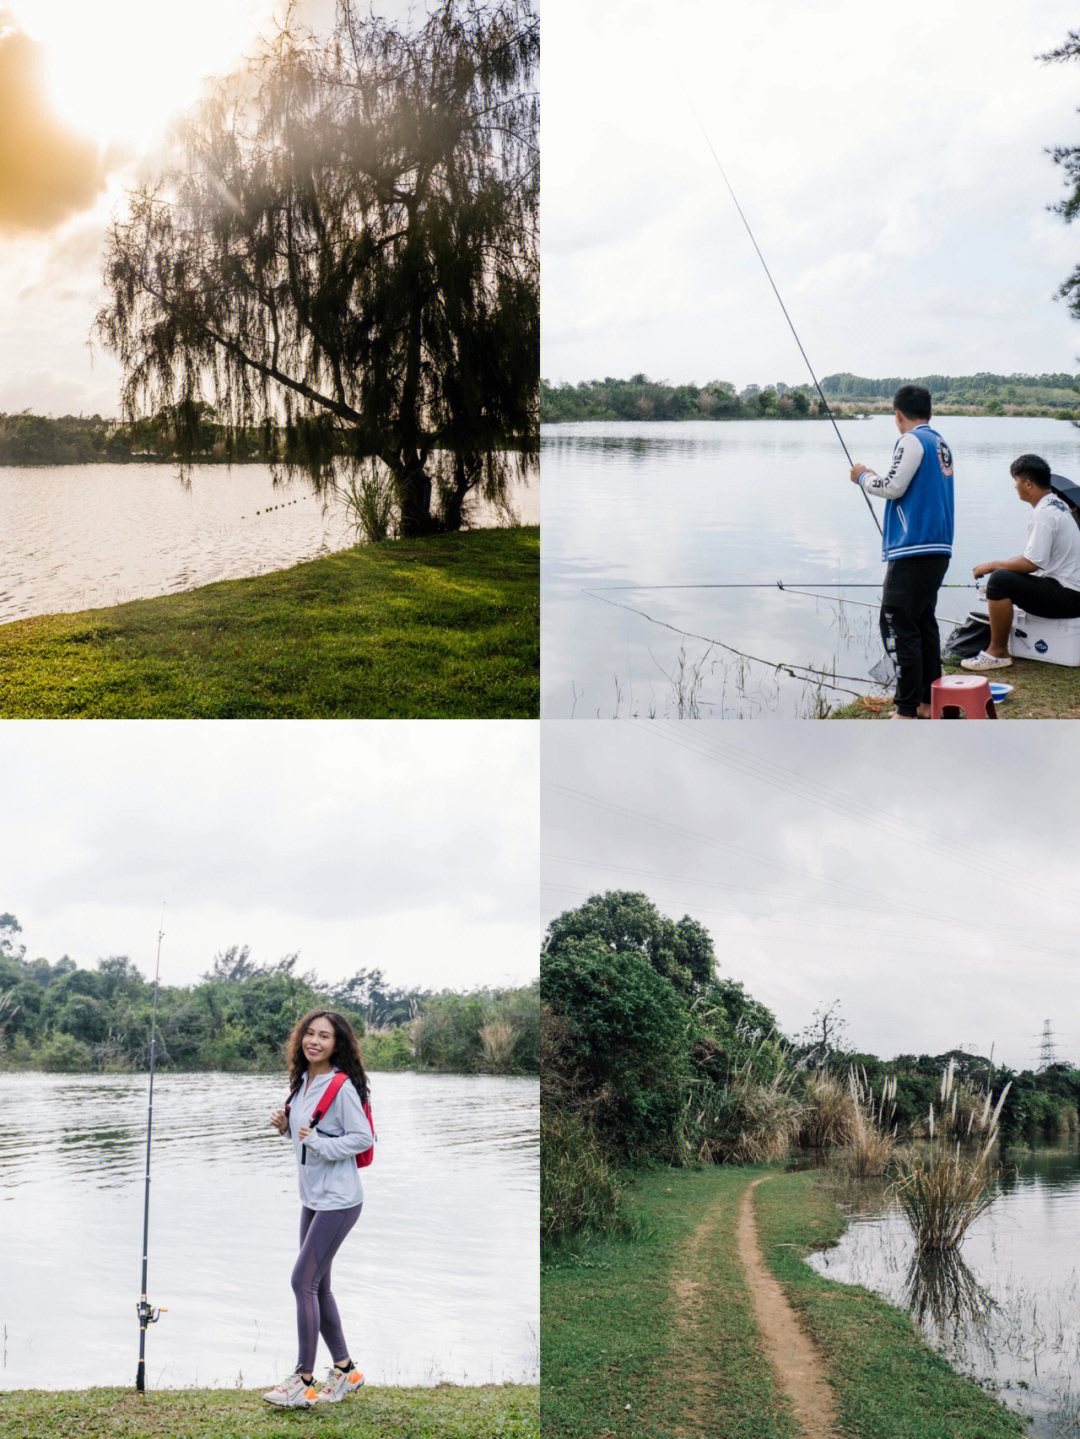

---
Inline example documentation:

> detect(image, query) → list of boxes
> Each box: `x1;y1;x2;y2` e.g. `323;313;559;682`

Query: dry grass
891;1060;1010;1253
480;1019;519;1071
682;1063;805;1166
842;1068;897;1178
801;1071;856;1149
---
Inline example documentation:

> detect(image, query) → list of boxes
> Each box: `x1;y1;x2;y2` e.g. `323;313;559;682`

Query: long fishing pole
690;105;884;540
136;912;166;1393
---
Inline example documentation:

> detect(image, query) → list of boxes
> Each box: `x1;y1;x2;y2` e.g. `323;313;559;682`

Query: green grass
0;527;537;717
0;1385;538;1438
542;1167;796;1439
830;654;1080;719
544;1165;1025;1439
755;1170;1024;1439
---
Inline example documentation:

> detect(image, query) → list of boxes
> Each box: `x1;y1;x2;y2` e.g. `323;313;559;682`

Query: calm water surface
807;1148;1080;1435
0;1072;538;1390
0;463;537;624
542;417;1080;717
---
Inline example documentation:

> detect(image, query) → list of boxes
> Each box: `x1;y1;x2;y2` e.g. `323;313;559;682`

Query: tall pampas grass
842;1067;897;1178
892;1059;1010;1253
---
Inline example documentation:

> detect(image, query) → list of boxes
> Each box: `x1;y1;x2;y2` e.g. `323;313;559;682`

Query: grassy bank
544;1165;1023;1439
0;1384;538;1439
543;1167;796;1439
755;1171;1023;1439
830;654;1080;719
0;527;537;718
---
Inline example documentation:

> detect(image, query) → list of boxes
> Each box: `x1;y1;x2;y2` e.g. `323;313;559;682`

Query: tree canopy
97;0;538;538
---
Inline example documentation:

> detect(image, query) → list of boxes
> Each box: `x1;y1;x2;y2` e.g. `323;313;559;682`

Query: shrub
541;1106;627;1246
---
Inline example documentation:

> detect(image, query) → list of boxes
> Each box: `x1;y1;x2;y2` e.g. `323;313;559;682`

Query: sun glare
18;0;283;149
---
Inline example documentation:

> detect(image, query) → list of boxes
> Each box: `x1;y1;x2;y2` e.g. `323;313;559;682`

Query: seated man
963;453;1080;671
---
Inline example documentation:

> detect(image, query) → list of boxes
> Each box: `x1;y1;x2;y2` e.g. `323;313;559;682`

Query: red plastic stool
930;676;997;719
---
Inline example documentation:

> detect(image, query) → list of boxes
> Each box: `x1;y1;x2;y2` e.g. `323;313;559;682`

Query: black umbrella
1051;473;1080;509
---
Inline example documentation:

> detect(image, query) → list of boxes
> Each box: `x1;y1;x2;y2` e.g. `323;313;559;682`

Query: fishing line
136;910;167;1393
586;580;978;592
583;587;876;696
689;103;883;539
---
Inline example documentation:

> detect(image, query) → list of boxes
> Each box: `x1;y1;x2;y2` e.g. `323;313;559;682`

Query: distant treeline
0;916;538;1076
0;407;281;466
0;404;531;468
541;372;1080;422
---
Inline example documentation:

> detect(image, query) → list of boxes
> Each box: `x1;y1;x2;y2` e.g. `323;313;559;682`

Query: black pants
880;553;950;716
984;569;1080;619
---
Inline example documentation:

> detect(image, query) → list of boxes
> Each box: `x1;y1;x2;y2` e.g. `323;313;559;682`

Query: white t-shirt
1024;493;1080;591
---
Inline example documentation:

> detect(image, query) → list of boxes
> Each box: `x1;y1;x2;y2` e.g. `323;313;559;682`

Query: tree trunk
396;460;436;537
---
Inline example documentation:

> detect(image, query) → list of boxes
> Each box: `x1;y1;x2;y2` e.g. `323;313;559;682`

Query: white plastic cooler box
1010;609;1080;666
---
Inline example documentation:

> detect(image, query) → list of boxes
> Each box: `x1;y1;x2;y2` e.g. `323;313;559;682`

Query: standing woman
263;1009;374;1407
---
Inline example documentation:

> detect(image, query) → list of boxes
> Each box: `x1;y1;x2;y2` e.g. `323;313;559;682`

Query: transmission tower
1038;1019;1058;1072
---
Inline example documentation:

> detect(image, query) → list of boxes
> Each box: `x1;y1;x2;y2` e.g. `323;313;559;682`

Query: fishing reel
136;1299;166;1327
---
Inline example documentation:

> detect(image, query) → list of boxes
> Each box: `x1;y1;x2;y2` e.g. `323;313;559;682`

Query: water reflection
904;1248;996;1341
806;1148;1080;1436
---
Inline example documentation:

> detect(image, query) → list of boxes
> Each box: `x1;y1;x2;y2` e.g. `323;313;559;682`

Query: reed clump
841;1067;897;1177
801;1070;857;1150
892;1059;1010;1254
679;1038;804;1165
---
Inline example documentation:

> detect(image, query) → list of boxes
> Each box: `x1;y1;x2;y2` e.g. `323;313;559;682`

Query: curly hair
286;1009;370;1104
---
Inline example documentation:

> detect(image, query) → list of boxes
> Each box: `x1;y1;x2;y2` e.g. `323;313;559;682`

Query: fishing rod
587;580;978;592
136;912;167;1393
690;105;884;540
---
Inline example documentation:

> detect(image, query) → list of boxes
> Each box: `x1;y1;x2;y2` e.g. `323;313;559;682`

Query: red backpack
285;1070;375;1168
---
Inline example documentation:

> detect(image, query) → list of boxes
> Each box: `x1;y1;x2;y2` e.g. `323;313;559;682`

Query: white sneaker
262;1371;319;1407
315;1363;365;1402
960;651;1012;671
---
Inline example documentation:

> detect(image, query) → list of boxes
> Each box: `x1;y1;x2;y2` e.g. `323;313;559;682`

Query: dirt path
736;1174;839;1438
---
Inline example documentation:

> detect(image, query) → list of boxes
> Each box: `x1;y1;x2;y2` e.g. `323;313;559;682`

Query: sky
0;0;384;416
1;720;540;993
543;0;1080;388
542;720;1080;1072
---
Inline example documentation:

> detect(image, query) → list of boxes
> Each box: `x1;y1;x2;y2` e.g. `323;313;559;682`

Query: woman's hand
298;1125;312;1139
269;1109;289;1134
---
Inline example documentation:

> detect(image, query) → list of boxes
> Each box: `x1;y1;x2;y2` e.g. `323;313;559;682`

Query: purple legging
291;1204;361;1374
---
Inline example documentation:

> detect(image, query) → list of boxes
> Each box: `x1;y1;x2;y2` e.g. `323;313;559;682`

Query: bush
39;1033;94;1072
541;1106;627;1246
541;938;689;1161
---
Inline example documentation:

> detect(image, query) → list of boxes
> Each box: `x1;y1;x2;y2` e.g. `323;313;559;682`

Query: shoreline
828;653;1080;719
0;527;539;719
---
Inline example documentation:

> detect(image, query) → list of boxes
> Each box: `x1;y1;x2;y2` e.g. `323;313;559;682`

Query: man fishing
849;385;954;719
961;454;1080;671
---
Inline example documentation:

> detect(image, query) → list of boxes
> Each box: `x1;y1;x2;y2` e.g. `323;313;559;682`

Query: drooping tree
97;0;538;537
1044;31;1080;323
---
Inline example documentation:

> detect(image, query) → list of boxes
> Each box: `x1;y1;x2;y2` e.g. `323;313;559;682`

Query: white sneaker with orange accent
262;1371;319;1407
315;1363;365;1402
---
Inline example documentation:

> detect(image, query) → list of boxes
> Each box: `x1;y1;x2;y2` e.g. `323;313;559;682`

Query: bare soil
735;1175;840;1438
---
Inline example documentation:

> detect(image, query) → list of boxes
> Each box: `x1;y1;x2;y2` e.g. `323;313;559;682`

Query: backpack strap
309;1070;349;1126
284;1070;348;1122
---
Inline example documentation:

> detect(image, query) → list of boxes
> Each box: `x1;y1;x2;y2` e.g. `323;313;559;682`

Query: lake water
542;416;1080;717
0;1071;538;1391
0;463;538;625
806;1148;1080;1435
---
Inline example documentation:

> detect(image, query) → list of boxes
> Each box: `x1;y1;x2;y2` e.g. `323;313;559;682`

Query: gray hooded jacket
287;1069;374;1210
